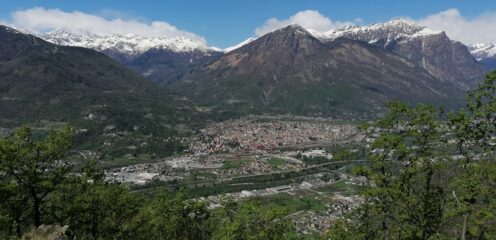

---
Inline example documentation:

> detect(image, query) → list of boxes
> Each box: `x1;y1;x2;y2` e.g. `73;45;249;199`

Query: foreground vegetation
325;72;496;239
0;126;297;239
1;72;496;239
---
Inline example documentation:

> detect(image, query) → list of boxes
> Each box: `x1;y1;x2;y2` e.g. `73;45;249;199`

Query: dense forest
1;72;495;239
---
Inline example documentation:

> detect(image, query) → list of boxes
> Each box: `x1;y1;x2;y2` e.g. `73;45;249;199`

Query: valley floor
102;116;367;236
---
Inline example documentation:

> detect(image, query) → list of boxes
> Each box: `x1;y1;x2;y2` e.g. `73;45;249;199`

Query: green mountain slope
0;25;200;160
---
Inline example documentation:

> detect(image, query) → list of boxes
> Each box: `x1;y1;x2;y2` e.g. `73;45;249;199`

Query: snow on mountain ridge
0;24;31;35
32;19;445;56
470;42;496;61
313;18;441;43
40;28;217;55
224;37;257;52
224;19;441;52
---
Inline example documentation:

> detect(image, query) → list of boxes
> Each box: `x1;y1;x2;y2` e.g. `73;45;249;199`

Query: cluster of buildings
198;176;364;235
202;178;332;208
217;155;302;177
165;155;223;170
292;194;363;235
105;154;230;185
189;118;357;154
105;163;163;185
293;211;334;234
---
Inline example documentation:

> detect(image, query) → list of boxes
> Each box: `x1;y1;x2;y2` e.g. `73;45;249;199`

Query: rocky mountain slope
171;25;466;118
24;21;487;119
311;19;485;90
0;25;201;159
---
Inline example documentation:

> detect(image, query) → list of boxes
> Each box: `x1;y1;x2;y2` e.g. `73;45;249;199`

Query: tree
336;72;496;239
350;102;448;239
0;180;29;237
321;220;355;240
443;72;496;239
211;200;297;240
45;159;142;240
0;126;73;228
124;190;212;240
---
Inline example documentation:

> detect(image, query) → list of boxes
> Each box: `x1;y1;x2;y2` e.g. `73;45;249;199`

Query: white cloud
8;7;206;43
255;10;354;36
417;8;496;44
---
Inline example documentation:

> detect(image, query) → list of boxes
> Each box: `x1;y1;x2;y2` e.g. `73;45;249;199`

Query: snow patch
224;37;257;52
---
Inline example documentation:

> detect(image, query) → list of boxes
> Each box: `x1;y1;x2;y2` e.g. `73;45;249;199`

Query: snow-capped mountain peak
41;28;100;47
224;19;441;53
40;29;217;56
470;42;496;61
313;18;441;43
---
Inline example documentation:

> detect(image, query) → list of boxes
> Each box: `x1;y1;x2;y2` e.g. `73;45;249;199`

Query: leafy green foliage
124;191;211;240
324;72;496;239
0;127;298;239
211;199;297;240
0;125;73;231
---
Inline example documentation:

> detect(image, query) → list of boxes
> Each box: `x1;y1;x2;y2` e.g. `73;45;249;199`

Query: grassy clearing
267;158;285;169
222;158;250;169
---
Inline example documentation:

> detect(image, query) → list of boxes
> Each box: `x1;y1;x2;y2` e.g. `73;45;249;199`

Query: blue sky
2;1;496;47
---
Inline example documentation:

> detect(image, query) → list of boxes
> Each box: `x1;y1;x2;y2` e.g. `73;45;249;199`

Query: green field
222;158;250;169
268;157;285;169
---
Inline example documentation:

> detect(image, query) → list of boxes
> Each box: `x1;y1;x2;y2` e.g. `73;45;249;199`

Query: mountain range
309;19;485;90
0;19;492;158
169;24;467;117
39;19;496;75
8;20;492;117
40;29;223;84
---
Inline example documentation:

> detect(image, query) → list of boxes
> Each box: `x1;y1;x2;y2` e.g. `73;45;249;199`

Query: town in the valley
104;116;367;235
